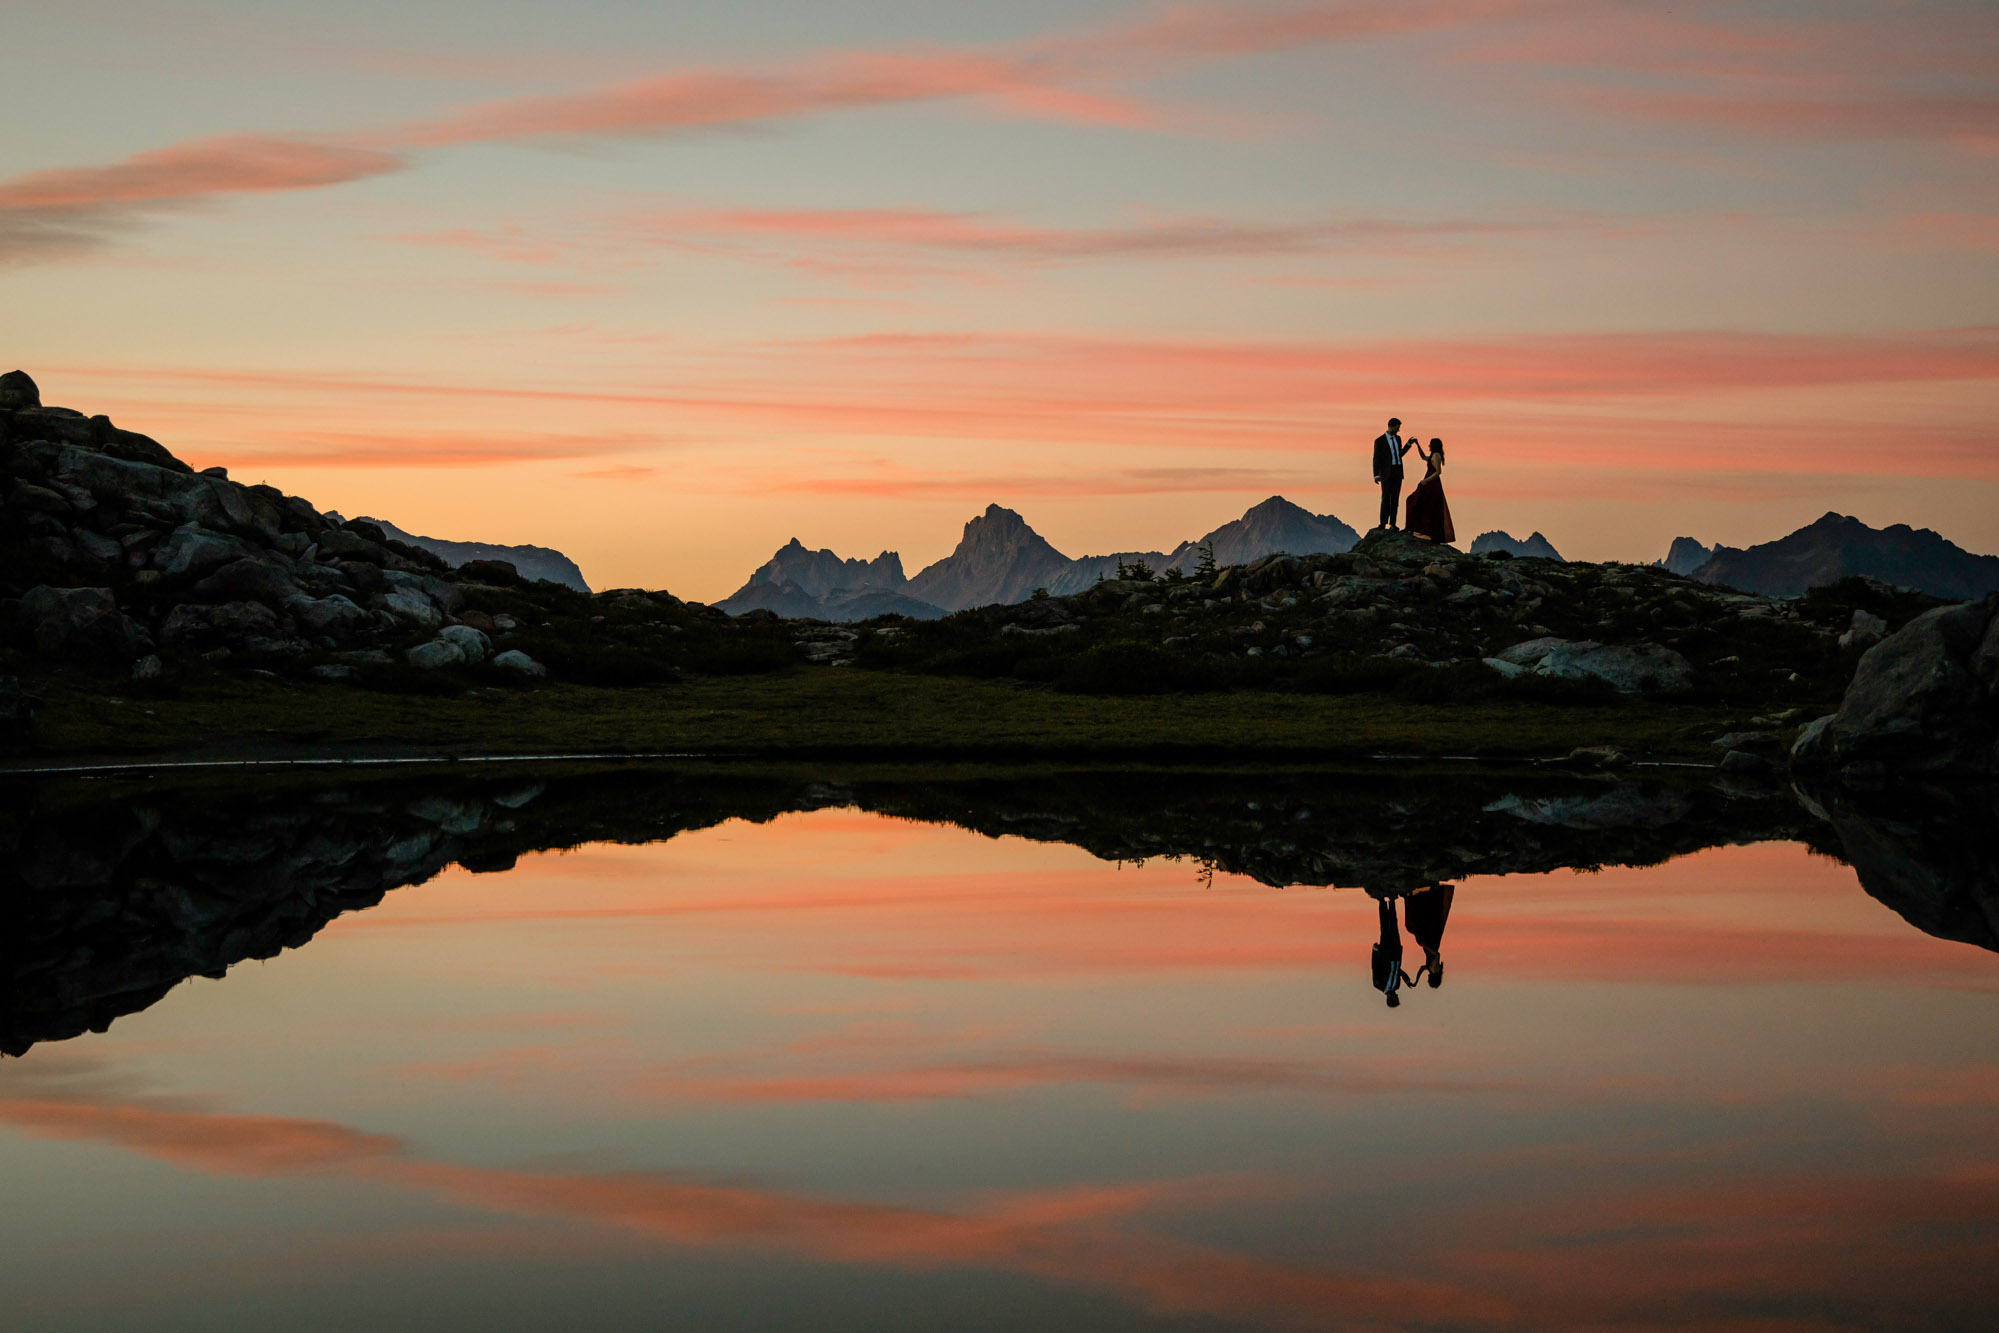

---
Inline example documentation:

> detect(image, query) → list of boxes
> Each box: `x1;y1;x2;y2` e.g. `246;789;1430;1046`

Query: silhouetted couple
1370;883;1454;1008
1371;417;1454;544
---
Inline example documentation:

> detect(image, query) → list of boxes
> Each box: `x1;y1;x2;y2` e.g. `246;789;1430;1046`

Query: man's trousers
1377;470;1404;529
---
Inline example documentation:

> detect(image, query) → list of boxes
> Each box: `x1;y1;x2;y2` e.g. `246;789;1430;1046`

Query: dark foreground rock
1799;780;1999;952
1793;594;1999;779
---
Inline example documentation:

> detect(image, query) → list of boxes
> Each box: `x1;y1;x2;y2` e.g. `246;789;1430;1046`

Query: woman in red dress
1404;437;1455;544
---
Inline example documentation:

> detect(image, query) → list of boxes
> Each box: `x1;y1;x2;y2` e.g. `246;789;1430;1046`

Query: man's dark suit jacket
1373;432;1406;480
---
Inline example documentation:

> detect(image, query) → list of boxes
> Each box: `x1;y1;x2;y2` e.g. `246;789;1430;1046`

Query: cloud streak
0;2;1564;259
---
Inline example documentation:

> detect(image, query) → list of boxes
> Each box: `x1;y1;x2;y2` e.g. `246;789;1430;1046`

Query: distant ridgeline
1470;530;1564;561
1660;514;1999;600
347;515;591;593
718;496;1361;621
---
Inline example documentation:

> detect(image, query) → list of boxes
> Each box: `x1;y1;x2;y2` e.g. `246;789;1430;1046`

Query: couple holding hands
1371;417;1454;544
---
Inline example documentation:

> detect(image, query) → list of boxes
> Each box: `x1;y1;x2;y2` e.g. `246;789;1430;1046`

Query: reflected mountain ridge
3;765;1994;1055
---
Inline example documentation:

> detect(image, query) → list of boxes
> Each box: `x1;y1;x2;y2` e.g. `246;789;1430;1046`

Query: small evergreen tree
1194;540;1218;578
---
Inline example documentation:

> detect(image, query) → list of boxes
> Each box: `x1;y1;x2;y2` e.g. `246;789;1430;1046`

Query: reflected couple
1370;882;1455;1008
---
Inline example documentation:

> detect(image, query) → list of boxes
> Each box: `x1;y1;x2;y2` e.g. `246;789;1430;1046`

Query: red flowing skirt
1405;476;1455;544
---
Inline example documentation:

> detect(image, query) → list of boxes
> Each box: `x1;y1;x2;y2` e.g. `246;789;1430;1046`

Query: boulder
1793;594;1999;778
291;594;369;641
1839;609;1888;650
1495;636;1569;667
189;556;301;608
159;600;281;651
18;586;153;664
489;649;546;678
406;639;466;670
1536;641;1695;694
0;370;40;409
153;524;249;580
317;528;387;562
437;624;490;663
376;589;443;630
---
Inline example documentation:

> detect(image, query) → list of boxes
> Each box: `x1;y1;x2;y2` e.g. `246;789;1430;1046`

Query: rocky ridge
842;527;1929;713
0;371;556;687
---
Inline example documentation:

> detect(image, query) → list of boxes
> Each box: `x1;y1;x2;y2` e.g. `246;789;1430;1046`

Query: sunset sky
6;0;1996;598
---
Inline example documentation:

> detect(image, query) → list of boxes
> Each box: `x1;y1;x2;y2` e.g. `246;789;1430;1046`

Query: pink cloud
0;135;402;263
622;205;1538;265
0;2;1560;259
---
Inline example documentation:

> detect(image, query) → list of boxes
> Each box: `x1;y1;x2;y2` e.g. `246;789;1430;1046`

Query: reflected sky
2;808;1995;1331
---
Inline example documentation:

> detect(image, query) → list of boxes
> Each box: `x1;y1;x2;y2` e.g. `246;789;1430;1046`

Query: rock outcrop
0;371;573;684
1792;594;1999;778
1696;512;1999;600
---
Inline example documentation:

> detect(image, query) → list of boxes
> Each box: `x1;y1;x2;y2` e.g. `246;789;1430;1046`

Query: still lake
2;766;1995;1331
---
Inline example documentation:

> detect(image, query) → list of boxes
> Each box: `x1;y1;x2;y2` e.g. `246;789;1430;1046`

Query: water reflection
1;764;1993;1055
0;764;1994;1331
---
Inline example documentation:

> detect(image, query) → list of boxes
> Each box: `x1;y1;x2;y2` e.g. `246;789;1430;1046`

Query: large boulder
436;624;490;663
291;594;369;642
17;586;153;664
188;556;302;608
152;523;250;580
1793;594;1998;778
0;370;40;409
1536;641;1694;694
1495;637;1695;694
158;600;281;651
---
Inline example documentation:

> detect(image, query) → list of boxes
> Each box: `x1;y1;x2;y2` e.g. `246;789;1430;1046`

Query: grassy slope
18;667;1753;762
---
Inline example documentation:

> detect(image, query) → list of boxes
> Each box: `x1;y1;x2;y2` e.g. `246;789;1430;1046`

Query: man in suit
1373;417;1409;531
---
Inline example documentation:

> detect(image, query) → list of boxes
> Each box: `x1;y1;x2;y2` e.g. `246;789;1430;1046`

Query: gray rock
131;654;165;682
308;664;355;681
1712;731;1777;755
19;586;153;664
437;624;490;663
1481;656;1527;679
1792;594;1999;778
1839;609;1889;650
292;594;368;641
189;556;301;608
406;639;465;670
1496;636;1569;666
153;524;249;580
376;589;443;630
65;530;120;568
1537;641;1695;694
489;649;547;677
159;600;280;650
